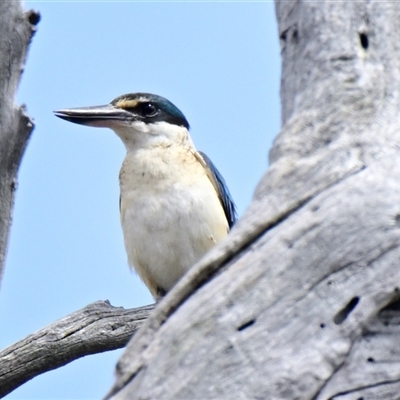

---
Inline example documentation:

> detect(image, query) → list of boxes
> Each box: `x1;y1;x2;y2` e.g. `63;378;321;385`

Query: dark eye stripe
111;93;190;129
123;102;158;118
139;102;158;117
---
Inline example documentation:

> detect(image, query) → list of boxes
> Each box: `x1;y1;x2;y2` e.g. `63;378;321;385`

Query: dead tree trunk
0;0;38;287
107;2;400;399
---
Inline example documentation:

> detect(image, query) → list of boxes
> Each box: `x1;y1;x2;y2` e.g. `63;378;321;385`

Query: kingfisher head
54;93;191;150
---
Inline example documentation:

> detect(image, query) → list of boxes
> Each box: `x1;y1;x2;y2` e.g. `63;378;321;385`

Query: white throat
111;121;195;152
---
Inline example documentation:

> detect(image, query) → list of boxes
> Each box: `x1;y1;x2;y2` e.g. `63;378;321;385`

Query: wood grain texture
107;1;400;399
0;0;39;287
0;301;154;397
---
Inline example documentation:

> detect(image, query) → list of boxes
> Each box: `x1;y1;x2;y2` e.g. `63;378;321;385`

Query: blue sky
0;2;280;398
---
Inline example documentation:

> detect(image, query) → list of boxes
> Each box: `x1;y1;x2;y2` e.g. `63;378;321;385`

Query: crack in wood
329;378;400;399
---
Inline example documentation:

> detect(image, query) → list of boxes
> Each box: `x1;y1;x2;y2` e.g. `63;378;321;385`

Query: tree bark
0;301;153;398
0;0;39;287
106;2;400;399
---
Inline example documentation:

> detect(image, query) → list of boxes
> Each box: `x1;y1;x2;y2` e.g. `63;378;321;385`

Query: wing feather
195;151;237;229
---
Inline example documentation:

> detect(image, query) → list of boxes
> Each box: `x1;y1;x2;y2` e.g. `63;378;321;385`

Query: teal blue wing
198;151;237;229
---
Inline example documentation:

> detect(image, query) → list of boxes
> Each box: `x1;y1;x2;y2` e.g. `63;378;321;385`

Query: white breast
119;144;228;299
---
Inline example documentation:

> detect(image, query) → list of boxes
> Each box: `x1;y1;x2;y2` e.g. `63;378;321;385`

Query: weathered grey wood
106;1;400;399
316;301;400;399
0;301;154;398
0;0;39;287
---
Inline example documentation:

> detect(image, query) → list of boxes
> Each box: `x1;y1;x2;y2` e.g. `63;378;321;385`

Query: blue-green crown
111;92;189;129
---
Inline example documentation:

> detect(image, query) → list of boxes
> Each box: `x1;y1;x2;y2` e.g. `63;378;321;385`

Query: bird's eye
139;102;158;117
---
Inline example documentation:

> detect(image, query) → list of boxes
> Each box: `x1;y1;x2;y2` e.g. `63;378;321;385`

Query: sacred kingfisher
54;93;236;300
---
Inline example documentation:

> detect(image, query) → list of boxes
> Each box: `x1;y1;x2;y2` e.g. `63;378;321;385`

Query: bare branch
0;1;39;287
0;301;154;398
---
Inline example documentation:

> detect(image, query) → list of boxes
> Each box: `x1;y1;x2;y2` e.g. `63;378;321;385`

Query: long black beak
54;104;132;128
